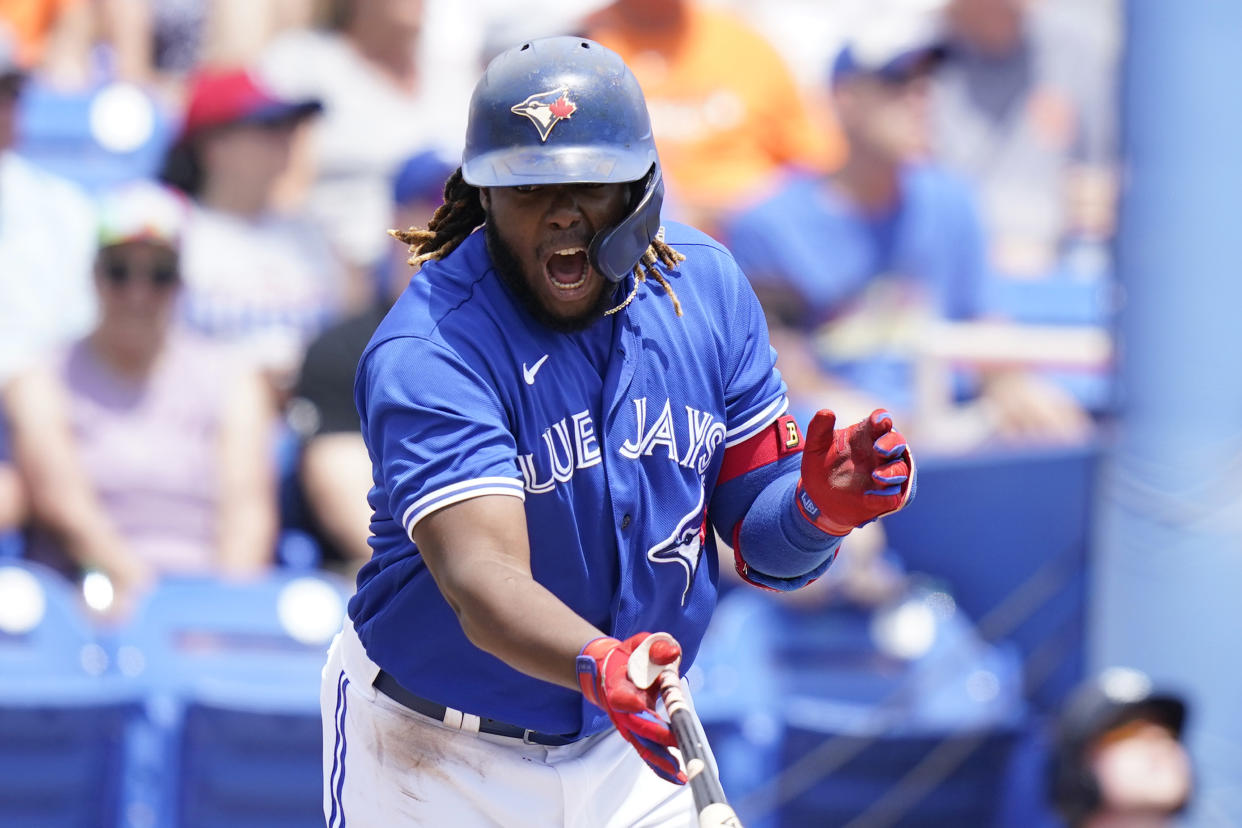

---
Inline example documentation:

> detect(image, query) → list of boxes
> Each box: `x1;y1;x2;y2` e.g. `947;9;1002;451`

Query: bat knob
649;637;680;665
627;631;682;690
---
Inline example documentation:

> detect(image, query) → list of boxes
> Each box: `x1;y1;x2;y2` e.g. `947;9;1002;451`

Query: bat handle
658;671;743;827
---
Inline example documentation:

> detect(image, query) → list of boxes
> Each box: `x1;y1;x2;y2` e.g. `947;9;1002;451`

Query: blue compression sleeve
733;472;843;590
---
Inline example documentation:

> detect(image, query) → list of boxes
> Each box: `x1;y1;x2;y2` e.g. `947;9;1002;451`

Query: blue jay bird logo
647;486;707;606
511;87;578;142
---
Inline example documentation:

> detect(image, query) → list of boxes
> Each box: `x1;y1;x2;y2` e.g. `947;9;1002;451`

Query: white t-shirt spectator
177;203;344;387
0;151;97;382
258;29;470;270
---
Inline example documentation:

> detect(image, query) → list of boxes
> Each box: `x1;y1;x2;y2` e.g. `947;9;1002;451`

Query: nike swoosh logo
522;354;549;385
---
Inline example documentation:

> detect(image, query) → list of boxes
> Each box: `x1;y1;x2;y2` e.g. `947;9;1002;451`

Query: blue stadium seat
692;589;786;828
16;79;173;194
776;723;1021;827
881;444;1100;715
114;572;349;828
879;445;1099;827
0;698;142;828
979;271;1114;411
697;582;1028;827
982;268;1111;327
117;572;348;700
994;718;1064;828
0;560;144;828
177;702;324;828
0;559;105;678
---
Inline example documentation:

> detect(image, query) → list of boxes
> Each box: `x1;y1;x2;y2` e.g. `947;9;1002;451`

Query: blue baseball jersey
349;221;787;738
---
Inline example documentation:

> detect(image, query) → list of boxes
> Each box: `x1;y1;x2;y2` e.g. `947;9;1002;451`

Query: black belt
373;670;575;747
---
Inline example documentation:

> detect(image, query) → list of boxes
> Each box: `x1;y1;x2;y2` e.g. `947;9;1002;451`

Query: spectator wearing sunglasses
2;181;278;619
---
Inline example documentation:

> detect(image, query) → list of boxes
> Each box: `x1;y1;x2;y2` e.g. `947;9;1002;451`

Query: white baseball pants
321;620;698;827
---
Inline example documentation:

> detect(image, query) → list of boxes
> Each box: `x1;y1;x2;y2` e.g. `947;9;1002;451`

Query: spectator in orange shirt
0;0;92;85
584;0;845;236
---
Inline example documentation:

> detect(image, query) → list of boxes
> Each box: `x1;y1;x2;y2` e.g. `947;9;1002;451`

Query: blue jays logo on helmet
511;87;577;142
461;36;665;282
647;487;707;606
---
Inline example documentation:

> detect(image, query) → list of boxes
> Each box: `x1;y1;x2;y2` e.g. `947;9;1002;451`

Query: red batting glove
795;408;916;535
576;633;687;785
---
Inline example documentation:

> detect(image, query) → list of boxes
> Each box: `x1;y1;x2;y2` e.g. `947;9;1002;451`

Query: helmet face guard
462;37;664;282
588;166;664;283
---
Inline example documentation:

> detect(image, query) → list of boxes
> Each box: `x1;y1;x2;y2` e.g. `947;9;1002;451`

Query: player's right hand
577;633;687;785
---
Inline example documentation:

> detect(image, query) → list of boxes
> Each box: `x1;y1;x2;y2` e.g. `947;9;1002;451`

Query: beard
484;220;619;334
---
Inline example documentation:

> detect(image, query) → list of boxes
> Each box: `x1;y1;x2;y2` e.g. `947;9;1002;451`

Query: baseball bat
629;633;744;828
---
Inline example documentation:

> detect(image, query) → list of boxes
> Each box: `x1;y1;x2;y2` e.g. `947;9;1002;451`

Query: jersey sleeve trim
402;476;526;538
724;395;789;448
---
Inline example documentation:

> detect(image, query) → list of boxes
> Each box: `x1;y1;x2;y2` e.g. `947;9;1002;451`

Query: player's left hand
795;408;916;535
577;633;687;785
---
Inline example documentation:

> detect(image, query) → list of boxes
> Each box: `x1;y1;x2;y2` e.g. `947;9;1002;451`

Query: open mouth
544;247;589;290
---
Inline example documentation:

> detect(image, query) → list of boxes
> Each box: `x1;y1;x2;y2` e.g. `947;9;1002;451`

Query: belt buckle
522;729;537;745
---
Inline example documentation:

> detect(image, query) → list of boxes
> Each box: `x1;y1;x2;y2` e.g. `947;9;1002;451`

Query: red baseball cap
179;68;322;141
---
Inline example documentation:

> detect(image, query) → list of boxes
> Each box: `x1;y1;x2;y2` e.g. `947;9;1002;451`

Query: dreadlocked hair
604;228;686;317
388;167;484;269
388;167;687;317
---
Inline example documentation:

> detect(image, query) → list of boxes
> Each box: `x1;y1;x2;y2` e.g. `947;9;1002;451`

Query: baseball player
322;36;916;826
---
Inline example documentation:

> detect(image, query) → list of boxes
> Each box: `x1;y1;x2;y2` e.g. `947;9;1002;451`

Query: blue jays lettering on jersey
350;222;787;738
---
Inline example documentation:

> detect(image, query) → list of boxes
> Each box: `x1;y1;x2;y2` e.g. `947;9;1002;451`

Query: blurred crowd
0;0;1120;595
0;0;1134;818
4;0;1205;824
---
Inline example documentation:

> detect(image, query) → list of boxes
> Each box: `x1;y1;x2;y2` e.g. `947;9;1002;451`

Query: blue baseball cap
391;149;457;207
832;43;945;86
830;4;947;86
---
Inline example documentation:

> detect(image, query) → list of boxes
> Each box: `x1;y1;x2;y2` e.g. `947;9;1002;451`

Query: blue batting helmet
461;36;664;283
